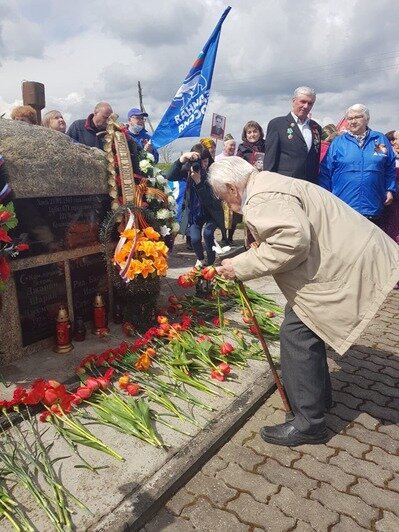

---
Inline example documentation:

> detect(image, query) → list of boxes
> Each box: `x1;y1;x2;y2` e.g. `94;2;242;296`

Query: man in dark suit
263;87;322;184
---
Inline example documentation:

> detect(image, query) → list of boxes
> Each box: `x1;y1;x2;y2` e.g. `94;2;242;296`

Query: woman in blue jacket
319;104;396;224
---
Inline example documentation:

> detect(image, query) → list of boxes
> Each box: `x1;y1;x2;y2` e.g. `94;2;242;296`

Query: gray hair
345;103;370;122
208;156;256;196
293;86;316;99
94;101;112;113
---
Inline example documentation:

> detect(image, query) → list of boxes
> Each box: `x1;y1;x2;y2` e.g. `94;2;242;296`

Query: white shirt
291;112;312;151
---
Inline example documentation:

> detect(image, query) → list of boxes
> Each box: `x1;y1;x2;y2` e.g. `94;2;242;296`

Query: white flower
160;225;171;237
139;159;152;173
148;177;156;186
146;152;155;162
156;174;167;186
156;208;171;220
168;195;176;208
172;221;180;233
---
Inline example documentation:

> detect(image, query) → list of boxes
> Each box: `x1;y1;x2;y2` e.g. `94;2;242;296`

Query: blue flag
151;6;231;149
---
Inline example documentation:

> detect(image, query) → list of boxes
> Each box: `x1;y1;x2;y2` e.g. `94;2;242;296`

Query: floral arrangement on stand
0;202;29;293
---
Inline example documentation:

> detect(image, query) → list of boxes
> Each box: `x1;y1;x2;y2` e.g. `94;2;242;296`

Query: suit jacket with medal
263;113;322;184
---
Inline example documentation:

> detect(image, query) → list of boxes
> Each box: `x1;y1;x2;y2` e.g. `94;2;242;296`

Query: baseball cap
127;107;148;119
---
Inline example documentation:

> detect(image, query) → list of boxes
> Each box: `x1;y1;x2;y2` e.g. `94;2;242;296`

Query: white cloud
1;0;399;157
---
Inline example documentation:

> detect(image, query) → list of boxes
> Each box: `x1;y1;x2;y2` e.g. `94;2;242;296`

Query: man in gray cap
127;107;159;163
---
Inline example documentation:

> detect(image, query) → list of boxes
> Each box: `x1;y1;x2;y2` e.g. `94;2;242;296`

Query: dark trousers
280;306;332;433
189;219;216;265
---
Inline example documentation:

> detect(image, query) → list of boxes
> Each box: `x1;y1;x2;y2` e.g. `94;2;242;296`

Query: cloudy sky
1;0;398;157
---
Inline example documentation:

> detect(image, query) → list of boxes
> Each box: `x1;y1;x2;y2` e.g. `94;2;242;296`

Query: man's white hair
208;156;256;195
345;103;370;122
293;86;316;99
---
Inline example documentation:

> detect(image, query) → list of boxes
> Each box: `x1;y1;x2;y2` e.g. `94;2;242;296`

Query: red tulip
85;377;100;391
220;342;234;356
202;266;216;281
16;243;29;251
0;210;12;222
211;369;226;381
218;362;231;375
75;386;92;400
126;383;140;396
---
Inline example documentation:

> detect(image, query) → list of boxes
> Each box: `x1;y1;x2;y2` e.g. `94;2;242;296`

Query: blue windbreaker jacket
319;129;396;216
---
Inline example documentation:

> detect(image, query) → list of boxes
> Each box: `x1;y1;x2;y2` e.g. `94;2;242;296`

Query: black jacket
263;113;321;183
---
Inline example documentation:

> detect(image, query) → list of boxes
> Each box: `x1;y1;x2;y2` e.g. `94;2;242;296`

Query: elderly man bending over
208;157;399;447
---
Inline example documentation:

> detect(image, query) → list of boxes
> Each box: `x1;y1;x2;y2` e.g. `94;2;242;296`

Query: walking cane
237;280;292;415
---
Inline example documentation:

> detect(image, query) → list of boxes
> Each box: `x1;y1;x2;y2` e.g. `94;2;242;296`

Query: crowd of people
4;86;399;448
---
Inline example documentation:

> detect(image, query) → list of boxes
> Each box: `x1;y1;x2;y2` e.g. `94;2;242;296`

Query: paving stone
182;498;249;532
375;511;399;532
346;356;384;372
353;412;380;430
294;520;315;531
330;371;374;389
216;463;278;502
165;488;197;516
384;366;399;379
144;508;195;531
260;409;287;426
310;483;378;528
365;448;399;473
332;390;363;409
243;405;276;433
329;376;349;391
247;435;301;466
346;423;399;453
293;454;355;491
387;397;399;411
329;403;361;423
350;478;399;515
331;514;370;532
270;486;338;530
294;442;336;462
359;401;399;424
330;450;392;487
357;368;397;387
326;433;371;458
387;475;399;491
384;355;399;371
185;471;237;506
267;392;287;410
257;457;318;497
218;441;265;472
343;383;388;406
201;455;228;477
226;492;294;531
325;413;349;434
378;423;399;439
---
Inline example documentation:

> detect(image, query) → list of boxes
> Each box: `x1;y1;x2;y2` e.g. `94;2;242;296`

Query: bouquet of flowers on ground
0;202;29;292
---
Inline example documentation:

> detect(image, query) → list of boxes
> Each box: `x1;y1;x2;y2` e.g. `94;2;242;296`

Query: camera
190;161;201;173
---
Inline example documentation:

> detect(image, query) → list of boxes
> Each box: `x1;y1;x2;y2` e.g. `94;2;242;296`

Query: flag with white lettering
151;6;231;149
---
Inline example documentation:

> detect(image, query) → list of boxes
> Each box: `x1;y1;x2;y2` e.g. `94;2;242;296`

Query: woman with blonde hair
42;110;67;133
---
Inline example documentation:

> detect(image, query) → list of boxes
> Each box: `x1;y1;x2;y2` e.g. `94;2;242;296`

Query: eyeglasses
131;115;146;121
346;115;365;122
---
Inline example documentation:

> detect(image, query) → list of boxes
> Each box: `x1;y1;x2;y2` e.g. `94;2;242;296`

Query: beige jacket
232;171;399;354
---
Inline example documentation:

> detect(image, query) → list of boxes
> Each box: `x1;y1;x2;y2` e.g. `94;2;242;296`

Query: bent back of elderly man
209;156;399;447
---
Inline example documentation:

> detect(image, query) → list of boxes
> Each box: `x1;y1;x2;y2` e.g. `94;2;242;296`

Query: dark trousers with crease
280;306;332;433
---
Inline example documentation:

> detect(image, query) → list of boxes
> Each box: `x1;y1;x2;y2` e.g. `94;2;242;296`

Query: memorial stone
0;120;112;362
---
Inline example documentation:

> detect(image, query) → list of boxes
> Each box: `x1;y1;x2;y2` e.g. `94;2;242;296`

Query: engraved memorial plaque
13;194;111;256
14;263;67;346
70;253;109;321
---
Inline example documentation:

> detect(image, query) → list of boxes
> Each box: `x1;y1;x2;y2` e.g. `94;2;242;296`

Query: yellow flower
140;258;156;279
135;352;152;371
154;256;168;276
143;227;160;241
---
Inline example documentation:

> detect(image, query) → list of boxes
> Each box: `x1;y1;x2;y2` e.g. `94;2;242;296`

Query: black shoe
260;422;329;447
